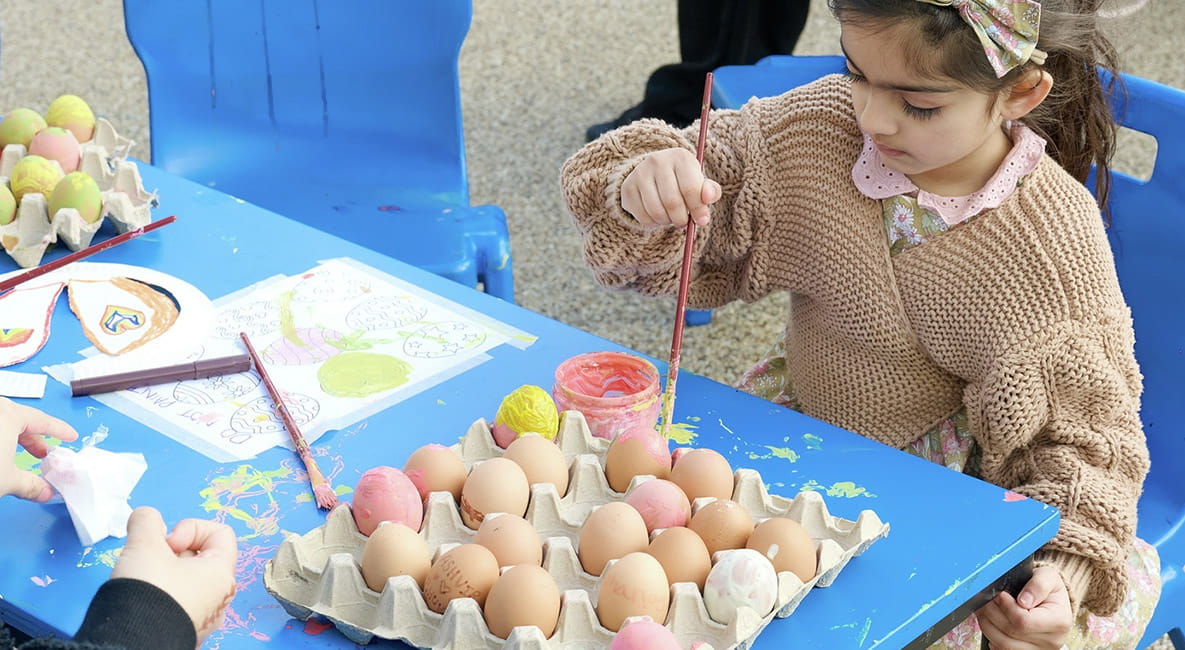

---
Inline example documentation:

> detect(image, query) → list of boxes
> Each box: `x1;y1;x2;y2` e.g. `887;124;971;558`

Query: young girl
560;0;1161;647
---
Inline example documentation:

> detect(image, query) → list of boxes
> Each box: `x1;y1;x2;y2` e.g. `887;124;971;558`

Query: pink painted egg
624;478;690;532
29;127;81;173
610;617;680;650
351;466;424;536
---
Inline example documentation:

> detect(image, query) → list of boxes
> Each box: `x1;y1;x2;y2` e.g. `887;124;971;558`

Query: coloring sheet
72;258;535;461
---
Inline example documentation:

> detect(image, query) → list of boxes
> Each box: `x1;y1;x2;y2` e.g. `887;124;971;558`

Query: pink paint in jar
552;352;661;441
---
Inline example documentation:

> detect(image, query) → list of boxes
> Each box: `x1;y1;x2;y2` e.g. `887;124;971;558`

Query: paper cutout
0;369;48;398
0;282;66;367
71;258;537;462
67;277;180;355
40;445;148;546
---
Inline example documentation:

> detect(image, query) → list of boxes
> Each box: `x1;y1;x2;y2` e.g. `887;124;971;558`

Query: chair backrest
122;0;473;203
1094;72;1185;546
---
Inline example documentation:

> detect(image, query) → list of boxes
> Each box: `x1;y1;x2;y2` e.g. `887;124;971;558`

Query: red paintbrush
659;72;714;439
239;332;338;510
0;215;177;294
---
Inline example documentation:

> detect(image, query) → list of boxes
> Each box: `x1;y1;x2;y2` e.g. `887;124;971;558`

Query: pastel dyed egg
703;549;779;624
491;384;559;448
624;478;690;532
9;155;65;203
609;617;680;650
28;127;81;174
49;172;103;224
0;108;47;149
0;184;15;226
604;428;671;492
46;95;95;143
351;466;424;536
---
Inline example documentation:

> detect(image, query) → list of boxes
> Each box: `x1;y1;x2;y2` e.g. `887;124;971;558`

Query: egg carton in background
0;118;158;268
264;411;890;649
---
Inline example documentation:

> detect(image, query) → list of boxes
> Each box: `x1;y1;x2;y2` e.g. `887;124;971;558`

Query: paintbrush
239;332;338;510
0;216;177;295
659;72;714;439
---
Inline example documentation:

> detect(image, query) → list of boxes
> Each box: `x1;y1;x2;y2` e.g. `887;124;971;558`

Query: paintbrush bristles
659;72;714;437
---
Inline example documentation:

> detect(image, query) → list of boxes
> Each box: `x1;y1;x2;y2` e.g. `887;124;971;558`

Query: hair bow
916;0;1044;77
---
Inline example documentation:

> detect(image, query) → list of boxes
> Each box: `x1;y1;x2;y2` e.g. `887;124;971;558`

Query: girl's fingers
638;176;675;227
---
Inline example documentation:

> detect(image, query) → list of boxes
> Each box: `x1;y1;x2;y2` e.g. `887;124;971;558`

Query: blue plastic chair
712;54;1185;648
121;0;514;302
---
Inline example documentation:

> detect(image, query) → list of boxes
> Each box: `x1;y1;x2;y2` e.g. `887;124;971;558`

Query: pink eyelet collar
851;122;1046;226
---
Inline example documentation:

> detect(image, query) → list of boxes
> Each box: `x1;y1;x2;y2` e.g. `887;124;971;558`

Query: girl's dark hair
828;0;1121;211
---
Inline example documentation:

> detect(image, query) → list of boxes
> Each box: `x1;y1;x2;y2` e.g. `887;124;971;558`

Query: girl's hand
111;507;239;645
621;148;722;228
0;397;79;502
977;565;1073;649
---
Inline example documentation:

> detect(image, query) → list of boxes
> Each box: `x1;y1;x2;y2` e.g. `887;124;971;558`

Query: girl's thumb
702;180;722;204
124;506;169;549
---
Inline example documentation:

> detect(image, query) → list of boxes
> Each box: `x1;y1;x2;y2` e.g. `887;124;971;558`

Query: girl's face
840;21;1011;194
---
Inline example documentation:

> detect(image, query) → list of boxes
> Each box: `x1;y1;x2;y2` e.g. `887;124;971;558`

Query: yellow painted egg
49;172;103;224
46;95;95;143
491;384;559;448
0;109;47;149
29;127;81;174
0;185;15;226
9;155;65;204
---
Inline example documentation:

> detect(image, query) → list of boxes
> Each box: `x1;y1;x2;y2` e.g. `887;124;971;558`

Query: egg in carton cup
264;411;890;648
0;119;158;268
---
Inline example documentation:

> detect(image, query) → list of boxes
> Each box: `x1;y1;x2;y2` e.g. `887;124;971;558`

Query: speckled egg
28;127;81;174
0;109;47;149
46;95;95;143
48;172;103;224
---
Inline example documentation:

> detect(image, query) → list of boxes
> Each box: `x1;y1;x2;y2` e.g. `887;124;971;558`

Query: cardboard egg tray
264;411;890;649
0;117;158;268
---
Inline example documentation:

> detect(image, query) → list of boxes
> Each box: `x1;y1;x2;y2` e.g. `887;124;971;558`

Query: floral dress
735;124;1161;649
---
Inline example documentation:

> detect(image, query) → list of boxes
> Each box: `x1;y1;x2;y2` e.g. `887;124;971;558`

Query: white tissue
40;446;148;546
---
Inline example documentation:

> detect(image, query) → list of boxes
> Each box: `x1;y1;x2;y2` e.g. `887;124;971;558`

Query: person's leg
587;0;810;140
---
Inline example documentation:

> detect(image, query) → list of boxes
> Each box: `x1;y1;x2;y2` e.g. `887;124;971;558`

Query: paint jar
552;351;661;441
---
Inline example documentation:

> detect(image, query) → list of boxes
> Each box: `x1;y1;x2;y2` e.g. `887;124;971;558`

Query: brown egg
460;457;530;529
359;522;432;591
603;428;671;492
422;543;500;614
669;448;734;502
647;526;712;590
404;443;467;502
483;564;562;638
474;513;543;568
596;552;671;632
688;499;754;557
746;516;818;582
503;434;570;496
578;501;649;576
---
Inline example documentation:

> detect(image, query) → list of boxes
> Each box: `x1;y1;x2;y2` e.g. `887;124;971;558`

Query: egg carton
263;411;890;649
1;118;158;268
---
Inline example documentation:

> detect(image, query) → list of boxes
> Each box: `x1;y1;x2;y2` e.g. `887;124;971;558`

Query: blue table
0;164;1059;648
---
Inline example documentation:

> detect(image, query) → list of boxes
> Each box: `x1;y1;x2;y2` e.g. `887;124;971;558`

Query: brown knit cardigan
560;75;1148;616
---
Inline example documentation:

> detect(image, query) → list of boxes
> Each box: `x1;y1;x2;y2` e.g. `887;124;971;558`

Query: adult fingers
1017;566;1062;609
1;469;53;502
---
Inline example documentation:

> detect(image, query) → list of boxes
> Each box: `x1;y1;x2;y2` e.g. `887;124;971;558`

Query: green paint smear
765;446;799;462
15;438;62;472
318;352;411;398
799;479;876;498
327;328;393;351
857;617;872;646
664;421;698;445
803;433;823;450
277;291;301;346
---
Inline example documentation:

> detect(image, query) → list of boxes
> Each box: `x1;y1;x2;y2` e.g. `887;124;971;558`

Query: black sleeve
12;579;196;650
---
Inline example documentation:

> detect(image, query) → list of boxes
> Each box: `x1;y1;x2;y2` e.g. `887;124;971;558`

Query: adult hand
111;507;238;645
0;397;79;502
621;147;722;228
977;565;1073;649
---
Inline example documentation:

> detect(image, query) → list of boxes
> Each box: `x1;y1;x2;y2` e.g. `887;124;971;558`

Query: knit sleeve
964;314;1147;616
